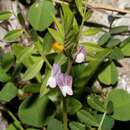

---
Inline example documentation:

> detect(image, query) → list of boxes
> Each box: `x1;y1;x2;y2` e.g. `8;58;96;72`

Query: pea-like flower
74;46;86;63
47;64;73;97
47;64;61;88
57;73;73;97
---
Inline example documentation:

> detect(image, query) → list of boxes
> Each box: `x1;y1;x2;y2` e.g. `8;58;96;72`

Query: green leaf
12;44;24;57
74;48;111;95
61;5;75;34
47;118;63;130
12;45;41;73
54;53;67;65
28;0;55;31
7;111;24;130
69;121;85;130
107;89;130;121
40;67;51;96
85;10;92;21
121;41;130;56
87;95;105;112
53;15;64;35
42;32;54;55
22;58;44;80
120;37;130;47
106;101;113;114
0;67;10;82
47;89;59;102
7;122;23;130
0;11;12;21
66;97;82;115
98;32;111;46
4;29;23;42
77;110;99;127
0;52;14;71
75;0;84;16
82;27;101;36
17;12;25;27
110;47;124;60
13;44;38;67
106;38;121;48
98;62;118;85
83;42;104;57
23;83;40;93
22;56;43;82
7;124;18;130
110;26;128;34
35;39;44;55
48;28;64;44
0;82;17;102
96;115;114;130
18;95;54;127
16;45;34;64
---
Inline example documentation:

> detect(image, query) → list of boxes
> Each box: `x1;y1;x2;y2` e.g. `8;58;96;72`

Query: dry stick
87;3;130;13
54;0;68;5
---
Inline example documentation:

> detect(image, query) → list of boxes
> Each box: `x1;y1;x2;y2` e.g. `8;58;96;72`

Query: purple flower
57;73;73;97
47;64;61;88
74;46;86;63
47;63;73;97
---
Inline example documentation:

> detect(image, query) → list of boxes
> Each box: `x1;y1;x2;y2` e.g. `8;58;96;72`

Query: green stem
63;98;68;130
8;111;24;130
62;1;87;129
62;59;73;130
98;112;107;130
66;59;73;74
43;56;52;69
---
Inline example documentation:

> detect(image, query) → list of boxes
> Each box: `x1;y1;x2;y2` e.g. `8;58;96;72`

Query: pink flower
47;64;73;97
47;64;61;88
57;73;73;97
74;46;86;63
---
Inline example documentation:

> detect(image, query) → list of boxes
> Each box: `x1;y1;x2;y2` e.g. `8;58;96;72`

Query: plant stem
98;112;107;130
54;0;68;5
43;56;52;69
63;98;68;130
62;59;73;130
62;1;87;128
66;58;73;74
8;111;24;130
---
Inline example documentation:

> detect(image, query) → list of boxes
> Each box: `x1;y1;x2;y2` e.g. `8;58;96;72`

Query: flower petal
80;46;86;56
65;75;72;87
57;73;65;87
74;45;86;63
47;76;57;88
60;85;68;97
67;86;73;95
52;63;61;77
75;52;85;63
57;74;73;96
59;85;73;97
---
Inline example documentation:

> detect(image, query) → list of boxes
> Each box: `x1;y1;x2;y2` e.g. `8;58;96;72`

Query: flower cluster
47;45;86;97
47;64;73;97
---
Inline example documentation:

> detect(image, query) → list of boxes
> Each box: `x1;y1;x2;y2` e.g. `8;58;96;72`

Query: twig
54;0;69;5
87;3;130;13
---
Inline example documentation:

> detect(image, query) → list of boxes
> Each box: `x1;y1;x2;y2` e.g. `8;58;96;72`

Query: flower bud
74;46;86;63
